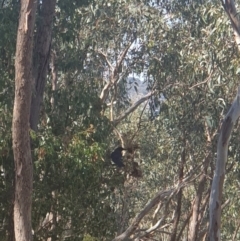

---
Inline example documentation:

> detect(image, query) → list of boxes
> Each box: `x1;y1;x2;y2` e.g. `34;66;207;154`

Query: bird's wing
111;152;124;167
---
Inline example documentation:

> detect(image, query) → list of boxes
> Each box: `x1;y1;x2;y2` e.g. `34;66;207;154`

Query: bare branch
112;91;156;126
116;42;133;76
189;71;213;90
100;82;111;103
134;198;172;240
232;218;240;241
152;203;162;225
130;99;149;142
112;168;200;241
98;42;133;104
97;50;114;72
112;188;175;241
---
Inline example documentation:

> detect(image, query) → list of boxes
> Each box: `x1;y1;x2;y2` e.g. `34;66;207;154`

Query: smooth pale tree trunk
30;0;56;131
209;1;240;240
12;1;37;241
209;87;240;241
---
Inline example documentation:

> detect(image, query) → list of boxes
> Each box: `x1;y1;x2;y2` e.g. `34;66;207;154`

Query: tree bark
30;0;56;131
170;143;186;241
12;1;37;241
209;87;240;241
188;152;211;241
209;2;240;240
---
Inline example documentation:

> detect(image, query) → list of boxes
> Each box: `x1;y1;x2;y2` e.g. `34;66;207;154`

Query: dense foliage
1;0;240;240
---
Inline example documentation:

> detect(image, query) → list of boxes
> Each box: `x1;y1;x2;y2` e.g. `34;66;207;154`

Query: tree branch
99;81;111;103
116;42;133;76
111;188;176;241
133;196;173;240
97;50;114;72
112;91;156;126
112;167;201;241
98;41;133;104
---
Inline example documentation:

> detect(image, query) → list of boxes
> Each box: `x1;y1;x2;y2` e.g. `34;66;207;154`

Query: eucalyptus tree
12;1;37;241
2;0;240;240
32;0;240;240
109;1;240;241
209;1;240;240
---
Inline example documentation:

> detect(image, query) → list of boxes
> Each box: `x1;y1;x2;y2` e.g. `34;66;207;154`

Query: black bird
111;147;125;167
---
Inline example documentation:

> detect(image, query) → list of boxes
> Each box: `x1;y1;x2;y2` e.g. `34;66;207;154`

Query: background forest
1;0;240;240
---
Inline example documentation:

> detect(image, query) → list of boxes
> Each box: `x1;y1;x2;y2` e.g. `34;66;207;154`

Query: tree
209;1;240;240
30;0;56;131
209;87;240;240
0;0;239;240
12;1;37;240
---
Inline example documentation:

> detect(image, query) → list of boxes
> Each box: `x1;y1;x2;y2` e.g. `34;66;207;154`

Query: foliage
1;0;240;240
32;126;121;240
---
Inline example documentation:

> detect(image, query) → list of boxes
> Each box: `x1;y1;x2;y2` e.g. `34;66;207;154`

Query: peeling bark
12;1;37;240
209;87;240;241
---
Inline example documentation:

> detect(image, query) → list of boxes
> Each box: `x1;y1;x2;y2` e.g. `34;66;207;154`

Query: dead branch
97;50;114;72
99;42;133;103
116;42;133;76
112;167;201;241
112;91;156;126
189;71;213;90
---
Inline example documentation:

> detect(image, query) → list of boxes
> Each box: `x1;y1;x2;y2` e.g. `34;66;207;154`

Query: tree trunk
209;87;240;240
30;0;56;131
170;142;186;241
188;152;211;241
12;1;37;240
